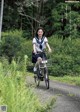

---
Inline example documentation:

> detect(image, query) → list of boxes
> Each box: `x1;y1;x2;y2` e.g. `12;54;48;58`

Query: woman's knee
37;57;42;62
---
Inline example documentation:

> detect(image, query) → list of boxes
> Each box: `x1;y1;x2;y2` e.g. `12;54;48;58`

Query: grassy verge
50;76;80;86
0;58;42;112
0;57;56;112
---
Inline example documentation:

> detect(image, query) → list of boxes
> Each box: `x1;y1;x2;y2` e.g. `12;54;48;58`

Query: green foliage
51;3;80;38
48;36;80;76
3;0;80;38
51;76;80;86
1;30;32;63
3;3;20;30
0;56;56;112
0;58;44;112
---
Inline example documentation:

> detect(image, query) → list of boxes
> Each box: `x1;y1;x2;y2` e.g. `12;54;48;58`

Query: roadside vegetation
50;76;80;86
48;36;80;77
0;56;56;112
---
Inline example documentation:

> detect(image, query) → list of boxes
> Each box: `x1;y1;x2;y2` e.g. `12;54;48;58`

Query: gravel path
26;75;80;112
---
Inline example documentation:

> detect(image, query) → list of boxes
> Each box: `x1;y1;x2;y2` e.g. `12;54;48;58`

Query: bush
1;30;32;63
48;36;80;76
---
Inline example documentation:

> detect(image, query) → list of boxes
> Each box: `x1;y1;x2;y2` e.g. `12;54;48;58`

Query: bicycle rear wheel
44;67;49;89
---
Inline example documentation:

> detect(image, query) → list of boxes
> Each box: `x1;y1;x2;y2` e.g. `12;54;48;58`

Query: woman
32;27;52;72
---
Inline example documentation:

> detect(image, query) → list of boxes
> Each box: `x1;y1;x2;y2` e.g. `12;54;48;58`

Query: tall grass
50;76;80;86
0;56;45;112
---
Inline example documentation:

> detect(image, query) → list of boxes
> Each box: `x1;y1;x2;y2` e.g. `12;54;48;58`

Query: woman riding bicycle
32;27;52;73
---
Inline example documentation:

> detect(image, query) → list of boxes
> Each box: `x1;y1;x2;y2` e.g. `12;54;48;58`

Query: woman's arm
46;43;52;53
32;38;37;54
33;44;36;54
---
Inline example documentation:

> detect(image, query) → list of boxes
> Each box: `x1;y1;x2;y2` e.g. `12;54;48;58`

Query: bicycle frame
34;52;49;89
37;52;48;75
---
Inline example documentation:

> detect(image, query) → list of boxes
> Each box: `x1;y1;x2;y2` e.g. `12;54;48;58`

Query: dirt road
26;76;80;112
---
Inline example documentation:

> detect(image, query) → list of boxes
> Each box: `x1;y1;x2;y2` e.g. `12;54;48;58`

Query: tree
52;2;80;38
2;0;80;38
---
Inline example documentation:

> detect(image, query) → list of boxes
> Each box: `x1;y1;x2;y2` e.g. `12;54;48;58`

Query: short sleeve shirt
32;37;48;52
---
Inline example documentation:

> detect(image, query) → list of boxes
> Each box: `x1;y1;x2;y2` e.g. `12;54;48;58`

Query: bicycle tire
34;76;40;87
44;67;49;89
34;68;40;87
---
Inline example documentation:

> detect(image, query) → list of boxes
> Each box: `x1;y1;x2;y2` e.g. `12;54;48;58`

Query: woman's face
37;29;43;38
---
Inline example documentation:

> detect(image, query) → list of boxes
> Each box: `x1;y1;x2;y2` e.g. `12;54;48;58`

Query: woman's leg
33;54;42;72
35;57;42;68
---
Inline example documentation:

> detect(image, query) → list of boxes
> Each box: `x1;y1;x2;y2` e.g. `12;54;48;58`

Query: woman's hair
35;27;45;37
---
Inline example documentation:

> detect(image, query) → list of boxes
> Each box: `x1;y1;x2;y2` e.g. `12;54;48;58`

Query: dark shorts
32;52;46;63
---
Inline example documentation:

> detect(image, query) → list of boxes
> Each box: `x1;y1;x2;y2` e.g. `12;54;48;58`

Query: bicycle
34;52;51;89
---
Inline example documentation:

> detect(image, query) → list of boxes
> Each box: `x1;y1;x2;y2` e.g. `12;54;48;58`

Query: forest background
0;0;80;76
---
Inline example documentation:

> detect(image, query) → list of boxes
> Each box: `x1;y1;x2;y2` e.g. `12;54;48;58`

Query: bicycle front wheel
44;67;49;89
34;76;40;87
34;68;40;87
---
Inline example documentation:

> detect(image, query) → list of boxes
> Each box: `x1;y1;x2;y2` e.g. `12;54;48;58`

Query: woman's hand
46;43;52;53
48;48;52;53
33;51;37;54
